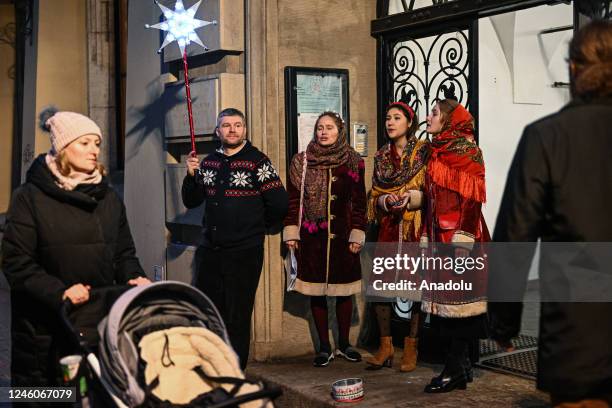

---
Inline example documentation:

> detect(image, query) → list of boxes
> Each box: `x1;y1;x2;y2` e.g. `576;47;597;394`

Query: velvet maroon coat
283;159;367;296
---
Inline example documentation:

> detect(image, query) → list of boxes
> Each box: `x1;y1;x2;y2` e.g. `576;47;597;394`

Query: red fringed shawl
428;104;486;203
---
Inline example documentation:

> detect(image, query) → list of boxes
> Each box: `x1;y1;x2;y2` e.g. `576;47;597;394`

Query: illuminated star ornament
145;0;217;155
146;0;216;54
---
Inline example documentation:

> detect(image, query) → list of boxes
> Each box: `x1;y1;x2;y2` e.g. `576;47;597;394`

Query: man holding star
148;1;287;368
182;108;288;368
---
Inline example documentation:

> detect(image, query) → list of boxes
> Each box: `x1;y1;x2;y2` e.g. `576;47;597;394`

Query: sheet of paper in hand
284;249;298;291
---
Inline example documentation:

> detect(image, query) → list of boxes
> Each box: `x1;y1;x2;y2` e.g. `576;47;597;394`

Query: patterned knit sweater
182;141;288;250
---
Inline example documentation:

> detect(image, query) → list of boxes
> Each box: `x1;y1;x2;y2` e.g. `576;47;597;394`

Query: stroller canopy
97;281;231;406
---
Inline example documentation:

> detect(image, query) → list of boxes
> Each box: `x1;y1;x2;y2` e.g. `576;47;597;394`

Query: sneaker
313;351;334;367
336;346;362;362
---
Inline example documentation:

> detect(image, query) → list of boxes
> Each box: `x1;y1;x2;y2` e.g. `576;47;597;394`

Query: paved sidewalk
247;351;549;408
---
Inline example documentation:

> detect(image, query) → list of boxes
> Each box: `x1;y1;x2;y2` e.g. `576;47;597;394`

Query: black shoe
313;351;334;367
430;366;469;383
424;370;467;393
336;346;362;362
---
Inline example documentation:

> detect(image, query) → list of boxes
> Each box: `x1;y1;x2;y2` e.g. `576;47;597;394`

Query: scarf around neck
372;137;428;190
289;137;362;229
45;152;103;191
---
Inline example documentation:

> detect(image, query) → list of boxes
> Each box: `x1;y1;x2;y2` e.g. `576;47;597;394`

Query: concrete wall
276;1;378;191
479;4;572;280
0;5;15;213
479;3;572;231
123;1;168;280
34;0;88;155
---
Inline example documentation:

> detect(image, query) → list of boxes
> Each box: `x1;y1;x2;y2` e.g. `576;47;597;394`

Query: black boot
464;356;474;383
424;367;467;393
425;337;468;393
438;358;473;383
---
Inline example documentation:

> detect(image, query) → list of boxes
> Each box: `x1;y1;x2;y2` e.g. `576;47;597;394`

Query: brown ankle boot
366;336;394;368
400;337;418;372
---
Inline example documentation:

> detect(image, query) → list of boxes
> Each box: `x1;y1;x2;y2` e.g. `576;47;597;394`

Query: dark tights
374;302;421;337
311;296;353;352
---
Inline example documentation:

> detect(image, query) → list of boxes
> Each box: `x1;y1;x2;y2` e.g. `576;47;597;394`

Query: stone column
123;1;167;278
86;0;116;171
246;0;287;361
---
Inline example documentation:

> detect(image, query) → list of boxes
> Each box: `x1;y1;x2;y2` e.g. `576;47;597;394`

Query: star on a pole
145;0;217;54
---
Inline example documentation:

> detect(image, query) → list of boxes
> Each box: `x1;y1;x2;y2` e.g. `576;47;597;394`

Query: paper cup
60;355;82;382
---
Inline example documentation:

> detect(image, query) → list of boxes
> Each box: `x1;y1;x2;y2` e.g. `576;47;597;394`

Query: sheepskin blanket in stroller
139;326;272;407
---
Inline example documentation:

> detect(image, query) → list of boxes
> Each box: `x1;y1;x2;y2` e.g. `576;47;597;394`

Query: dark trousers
194;244;264;369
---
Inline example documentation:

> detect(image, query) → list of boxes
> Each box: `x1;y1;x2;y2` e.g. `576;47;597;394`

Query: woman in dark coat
490;20;612;407
283;111;367;367
421;99;490;393
1;108;149;387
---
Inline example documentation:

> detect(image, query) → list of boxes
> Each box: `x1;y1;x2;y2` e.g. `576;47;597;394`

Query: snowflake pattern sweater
182;141;288;250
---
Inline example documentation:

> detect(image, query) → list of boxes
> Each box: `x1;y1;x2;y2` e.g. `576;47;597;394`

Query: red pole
182;50;196;154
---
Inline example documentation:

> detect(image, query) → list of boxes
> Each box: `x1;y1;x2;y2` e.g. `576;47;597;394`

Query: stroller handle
59;298;90;353
59;285;132;353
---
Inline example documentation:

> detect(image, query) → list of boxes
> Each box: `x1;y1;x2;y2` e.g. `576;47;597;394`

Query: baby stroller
61;281;281;407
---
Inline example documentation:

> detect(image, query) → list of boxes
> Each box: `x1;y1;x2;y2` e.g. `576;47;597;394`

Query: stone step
246;350;549;407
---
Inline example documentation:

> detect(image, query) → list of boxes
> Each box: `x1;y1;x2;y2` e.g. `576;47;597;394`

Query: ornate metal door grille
379;22;478;143
576;0;612;20
385;28;476;140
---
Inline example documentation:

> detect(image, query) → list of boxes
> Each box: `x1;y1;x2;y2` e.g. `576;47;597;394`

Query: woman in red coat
283;112;367;367
366;101;429;372
421;99;490;393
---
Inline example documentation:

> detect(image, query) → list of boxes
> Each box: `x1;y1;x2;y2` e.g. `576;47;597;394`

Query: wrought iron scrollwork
13;0;34;42
390;0;458;14
0;23;16;47
0;22;16;79
387;29;471;137
576;0;612;20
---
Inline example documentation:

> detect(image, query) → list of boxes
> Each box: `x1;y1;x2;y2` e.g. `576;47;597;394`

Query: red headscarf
428;103;486;203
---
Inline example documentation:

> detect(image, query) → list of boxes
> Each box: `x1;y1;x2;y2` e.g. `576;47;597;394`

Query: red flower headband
387;102;415;121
